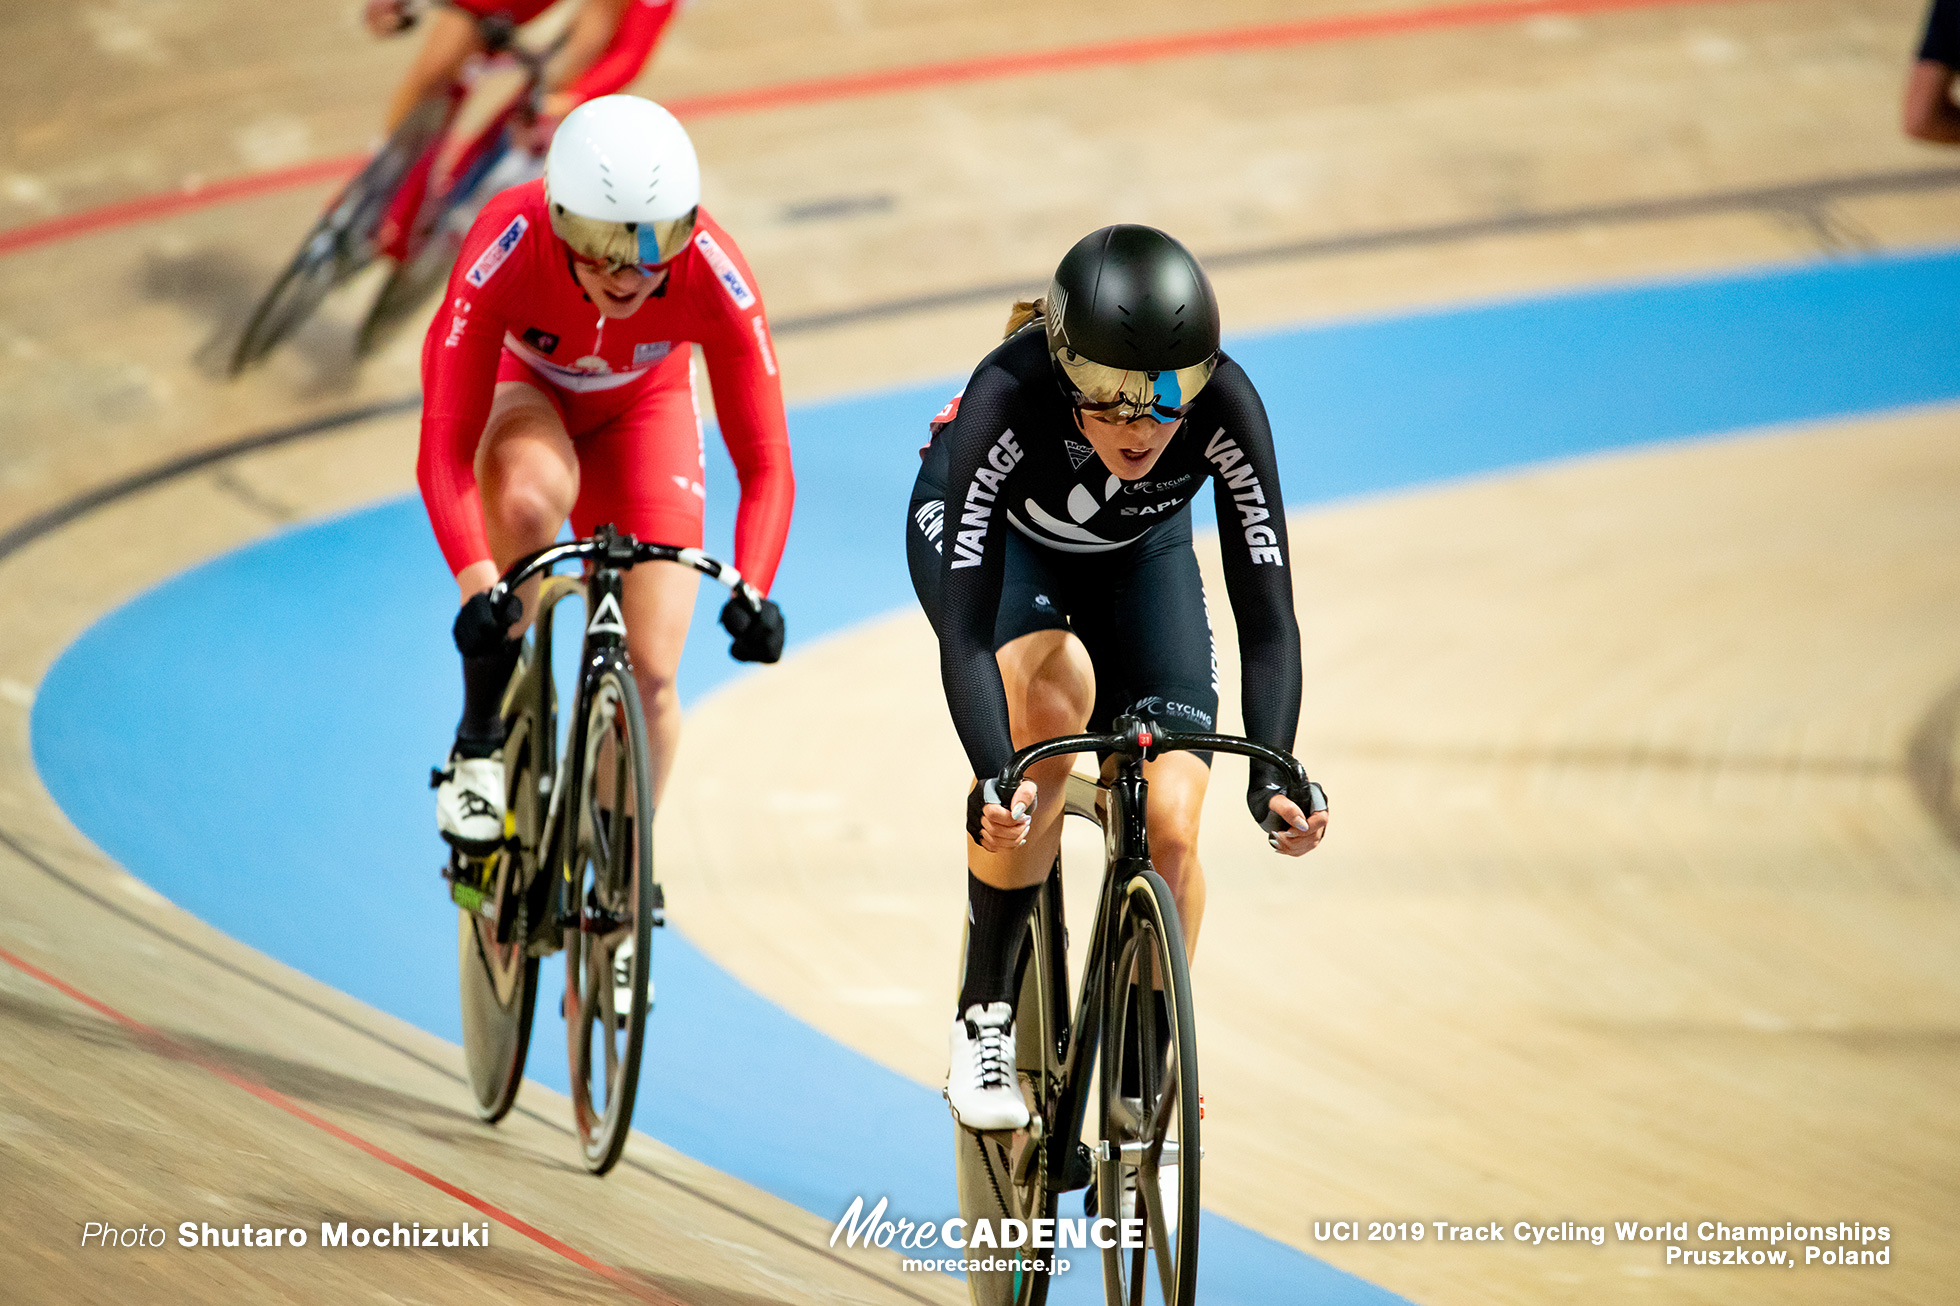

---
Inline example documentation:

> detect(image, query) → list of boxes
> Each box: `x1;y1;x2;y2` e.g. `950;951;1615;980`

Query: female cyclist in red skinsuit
367;0;682;138
423;94;794;852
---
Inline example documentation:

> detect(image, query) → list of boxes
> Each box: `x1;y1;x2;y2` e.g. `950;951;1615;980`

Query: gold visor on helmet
549;204;697;273
1055;349;1217;423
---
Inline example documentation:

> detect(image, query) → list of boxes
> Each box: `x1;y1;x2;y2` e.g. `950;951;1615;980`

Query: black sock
1118;988;1173;1097
958;872;1040;1017
455;637;522;756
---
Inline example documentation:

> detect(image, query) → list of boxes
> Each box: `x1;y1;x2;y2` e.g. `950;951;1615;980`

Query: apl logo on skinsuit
693;231;756;310
466;215;528;287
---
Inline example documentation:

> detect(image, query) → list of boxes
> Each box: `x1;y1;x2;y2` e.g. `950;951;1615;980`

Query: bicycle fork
1040;769;1153;1194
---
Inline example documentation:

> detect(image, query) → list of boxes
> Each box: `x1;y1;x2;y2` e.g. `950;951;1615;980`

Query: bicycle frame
487;525;762;948
379;6;566;263
998;718;1315;1194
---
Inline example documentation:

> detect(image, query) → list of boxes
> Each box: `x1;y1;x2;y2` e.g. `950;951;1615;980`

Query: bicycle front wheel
229;96;448;375
1097;868;1201;1305
564;663;657;1175
355;224;459;357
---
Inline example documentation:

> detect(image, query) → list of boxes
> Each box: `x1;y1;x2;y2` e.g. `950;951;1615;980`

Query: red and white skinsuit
455;0;680;108
416;179;794;591
377;0;681;261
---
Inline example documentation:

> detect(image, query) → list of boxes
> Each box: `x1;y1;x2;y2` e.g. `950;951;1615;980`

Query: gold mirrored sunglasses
1056;350;1217;423
551;205;697;274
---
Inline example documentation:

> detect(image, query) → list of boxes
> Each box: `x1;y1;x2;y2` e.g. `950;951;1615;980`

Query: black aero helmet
1045;225;1220;422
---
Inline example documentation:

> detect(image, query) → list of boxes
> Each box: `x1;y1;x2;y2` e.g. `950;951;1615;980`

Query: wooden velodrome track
2;0;1957;1302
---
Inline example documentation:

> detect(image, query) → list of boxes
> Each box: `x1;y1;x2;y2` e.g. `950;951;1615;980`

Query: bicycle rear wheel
564;663;657;1175
456;704;541;1122
1097;869;1200;1306
228;96;448;375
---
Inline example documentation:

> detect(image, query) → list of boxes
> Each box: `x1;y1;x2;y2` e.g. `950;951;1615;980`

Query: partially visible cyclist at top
1904;0;1960;142
365;0;682;142
906;226;1329;1136
423;94;793;853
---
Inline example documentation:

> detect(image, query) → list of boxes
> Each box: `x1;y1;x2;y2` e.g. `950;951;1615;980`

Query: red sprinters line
0;0;1760;261
660;0;1746;117
0;156;366;260
0;943;682;1306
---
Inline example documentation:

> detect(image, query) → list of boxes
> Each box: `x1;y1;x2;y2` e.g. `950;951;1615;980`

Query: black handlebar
992;716;1316;813
991;717;1326;836
489;527;764;616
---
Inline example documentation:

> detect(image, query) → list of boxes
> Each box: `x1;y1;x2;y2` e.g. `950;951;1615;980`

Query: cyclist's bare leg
382;6;480;134
462;383;692;810
1139;751;1209;957
438;382;573;824
470;381;579;607
967;629;1095;891
617;560;698;807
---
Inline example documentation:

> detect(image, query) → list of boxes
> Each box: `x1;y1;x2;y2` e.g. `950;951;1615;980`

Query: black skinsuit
907;326;1303;815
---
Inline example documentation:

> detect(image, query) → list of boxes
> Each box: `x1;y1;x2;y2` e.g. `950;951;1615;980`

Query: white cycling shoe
947;1001;1029;1132
435;750;505;853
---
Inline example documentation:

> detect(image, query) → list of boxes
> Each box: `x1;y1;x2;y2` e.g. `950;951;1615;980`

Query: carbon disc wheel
456;713;540;1123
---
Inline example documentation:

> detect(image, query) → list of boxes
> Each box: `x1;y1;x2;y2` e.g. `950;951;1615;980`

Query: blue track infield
33;247;1960;1304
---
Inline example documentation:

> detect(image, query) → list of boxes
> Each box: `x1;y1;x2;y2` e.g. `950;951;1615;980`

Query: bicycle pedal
449;879;497;921
444;850;501;921
1058;1140;1094;1193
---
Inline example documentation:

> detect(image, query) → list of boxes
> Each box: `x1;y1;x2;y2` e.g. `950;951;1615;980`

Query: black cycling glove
1249;779;1329;833
720;595;785;663
453;588;523;656
965;778;1035;846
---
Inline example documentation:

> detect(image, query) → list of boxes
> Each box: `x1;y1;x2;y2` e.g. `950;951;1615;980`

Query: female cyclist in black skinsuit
907;224;1329;1136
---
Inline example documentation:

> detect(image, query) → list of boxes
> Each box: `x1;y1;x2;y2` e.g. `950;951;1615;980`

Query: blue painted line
32;247;1960;1304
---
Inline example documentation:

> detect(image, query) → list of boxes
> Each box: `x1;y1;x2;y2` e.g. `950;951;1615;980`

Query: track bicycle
443;523;767;1174
229;0;566;374
954;717;1325;1306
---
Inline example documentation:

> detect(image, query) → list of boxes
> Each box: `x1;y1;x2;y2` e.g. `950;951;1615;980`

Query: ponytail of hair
1004;297;1047;340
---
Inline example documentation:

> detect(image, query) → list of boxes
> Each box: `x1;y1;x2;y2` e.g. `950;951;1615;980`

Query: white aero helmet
545;95;701;272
